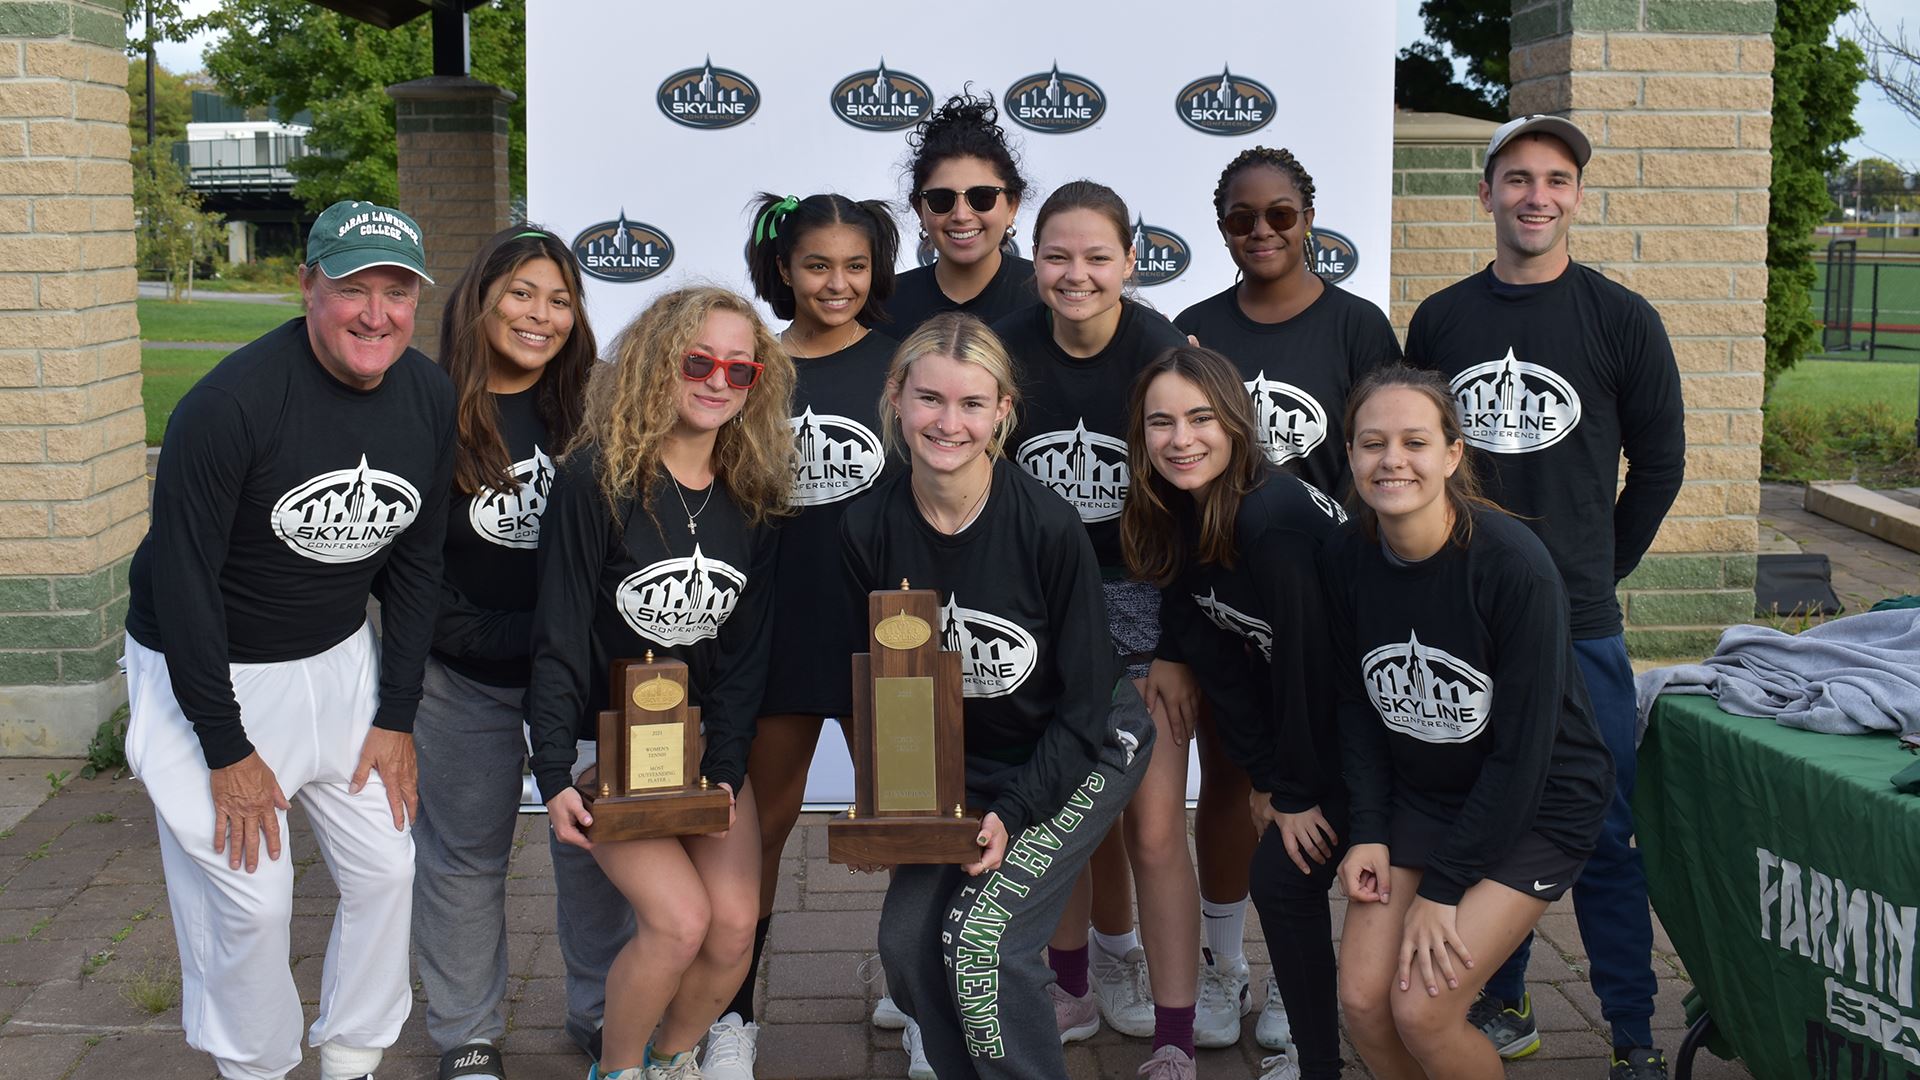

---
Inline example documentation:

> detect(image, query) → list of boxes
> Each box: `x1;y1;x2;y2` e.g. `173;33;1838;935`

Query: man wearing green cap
124;201;455;1080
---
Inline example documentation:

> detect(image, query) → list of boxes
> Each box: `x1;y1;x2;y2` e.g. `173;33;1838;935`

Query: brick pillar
0;1;146;752
1509;0;1774;659
387;76;514;359
1389;110;1503;337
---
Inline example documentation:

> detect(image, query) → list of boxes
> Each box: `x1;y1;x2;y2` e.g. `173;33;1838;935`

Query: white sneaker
1195;949;1249;1048
902;1018;934;1080
1258;1051;1302;1080
701;1014;757;1080
1256;973;1293;1051
643;1049;703;1080
1091;945;1155;1038
873;994;909;1030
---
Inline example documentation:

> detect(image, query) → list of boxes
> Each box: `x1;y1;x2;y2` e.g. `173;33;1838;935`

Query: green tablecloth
1637;694;1920;1077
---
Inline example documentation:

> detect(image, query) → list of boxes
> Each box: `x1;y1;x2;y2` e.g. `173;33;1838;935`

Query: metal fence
1817;239;1920;361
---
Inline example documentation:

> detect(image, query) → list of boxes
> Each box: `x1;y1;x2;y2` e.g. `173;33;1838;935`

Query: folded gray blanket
1633;608;1920;747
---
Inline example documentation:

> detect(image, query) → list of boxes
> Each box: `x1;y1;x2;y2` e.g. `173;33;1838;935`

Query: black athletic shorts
1388;805;1587;902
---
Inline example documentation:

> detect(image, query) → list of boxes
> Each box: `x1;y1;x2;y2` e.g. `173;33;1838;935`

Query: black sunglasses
914;185;1006;215
1221;205;1303;237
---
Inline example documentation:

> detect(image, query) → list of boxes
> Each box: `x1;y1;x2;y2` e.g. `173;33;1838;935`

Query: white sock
318;1042;384;1080
1201;895;1248;963
1092;927;1141;959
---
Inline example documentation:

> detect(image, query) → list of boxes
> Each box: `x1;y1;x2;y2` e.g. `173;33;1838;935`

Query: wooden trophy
583;651;733;842
827;581;982;864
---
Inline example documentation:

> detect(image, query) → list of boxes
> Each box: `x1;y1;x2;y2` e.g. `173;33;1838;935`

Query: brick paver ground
15;482;1911;1080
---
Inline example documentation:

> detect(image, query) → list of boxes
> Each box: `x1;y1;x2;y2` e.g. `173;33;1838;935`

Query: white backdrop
526;0;1398;803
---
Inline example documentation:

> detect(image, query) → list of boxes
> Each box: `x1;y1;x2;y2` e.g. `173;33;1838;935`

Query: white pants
125;625;414;1080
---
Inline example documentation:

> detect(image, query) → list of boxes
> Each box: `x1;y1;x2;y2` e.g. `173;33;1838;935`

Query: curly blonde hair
570;286;796;528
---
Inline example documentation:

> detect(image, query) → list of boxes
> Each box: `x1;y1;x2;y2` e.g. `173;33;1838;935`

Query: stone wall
0;0;145;752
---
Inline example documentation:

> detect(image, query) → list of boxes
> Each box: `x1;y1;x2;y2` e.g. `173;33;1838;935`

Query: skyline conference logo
1005;64;1106;133
616;546;747;647
657;58;761;129
1299;476;1348;523
270;455;420;564
469;444;552;549
1016;420;1130;523
1362;631;1494;744
1244;373;1328;466
1192;588;1274;661
1309;228;1360;284
572;212;675;284
1174;66;1276;135
1451;349;1583;454
1131;217;1191;286
830;60;934;131
788;407;885;506
938;595;1038;698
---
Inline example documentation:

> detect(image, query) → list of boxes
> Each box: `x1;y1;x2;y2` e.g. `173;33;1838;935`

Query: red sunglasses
681;350;763;390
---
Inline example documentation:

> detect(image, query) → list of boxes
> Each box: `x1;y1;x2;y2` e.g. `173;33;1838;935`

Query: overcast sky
153;0;1920;172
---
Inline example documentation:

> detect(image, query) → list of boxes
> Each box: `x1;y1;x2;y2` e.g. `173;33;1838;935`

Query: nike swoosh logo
1533;880;1558;892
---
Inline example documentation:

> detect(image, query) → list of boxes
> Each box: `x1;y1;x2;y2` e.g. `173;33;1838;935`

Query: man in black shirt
1406;116;1685;1080
123;201;453;1080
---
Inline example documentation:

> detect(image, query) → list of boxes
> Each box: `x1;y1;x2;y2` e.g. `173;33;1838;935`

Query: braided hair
1211;146;1316;217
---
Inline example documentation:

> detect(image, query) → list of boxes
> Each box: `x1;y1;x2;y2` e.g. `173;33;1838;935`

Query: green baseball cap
305;200;434;284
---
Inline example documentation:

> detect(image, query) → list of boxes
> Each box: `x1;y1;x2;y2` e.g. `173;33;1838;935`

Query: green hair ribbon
514;230;548;240
754;196;801;246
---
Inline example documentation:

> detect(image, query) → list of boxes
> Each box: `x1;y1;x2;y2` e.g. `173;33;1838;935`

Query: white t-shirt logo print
788;407;884;507
1016;419;1130;524
1244;372;1328;465
1450;348;1582;454
938;595;1039;698
616;545;746;646
1361;631;1494;744
470;444;553;549
270;454;421;564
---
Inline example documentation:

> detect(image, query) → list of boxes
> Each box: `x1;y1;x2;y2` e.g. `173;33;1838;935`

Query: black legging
1248;799;1350;1080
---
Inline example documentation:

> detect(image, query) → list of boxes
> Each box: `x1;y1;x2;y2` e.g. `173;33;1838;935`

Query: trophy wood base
827;815;983;865
584;788;733;842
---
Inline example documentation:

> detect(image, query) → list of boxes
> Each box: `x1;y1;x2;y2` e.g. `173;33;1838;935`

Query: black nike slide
440;1041;506;1080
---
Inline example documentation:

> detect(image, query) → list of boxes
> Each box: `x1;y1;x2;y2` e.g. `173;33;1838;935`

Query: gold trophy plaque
582;652;733;842
828;584;982;864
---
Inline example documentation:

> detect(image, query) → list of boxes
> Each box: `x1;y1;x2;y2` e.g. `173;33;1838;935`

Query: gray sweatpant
412;658;633;1052
878;685;1155;1080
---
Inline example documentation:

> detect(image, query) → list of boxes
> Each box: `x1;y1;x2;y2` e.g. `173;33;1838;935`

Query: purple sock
1048;945;1090;997
1153;1003;1196;1058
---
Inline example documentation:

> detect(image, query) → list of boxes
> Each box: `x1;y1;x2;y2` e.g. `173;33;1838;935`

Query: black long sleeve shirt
431;386;552;687
1319;508;1614;905
1405;262;1686;638
1174;282;1403;499
125;318;454;768
762;331;897;717
840;458;1120;837
1153;472;1346;812
525;443;776;803
879;256;1036;337
996;300;1188;571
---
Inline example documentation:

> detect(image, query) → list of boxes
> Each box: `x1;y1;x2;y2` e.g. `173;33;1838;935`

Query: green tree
1394;0;1508;119
1769;0;1866;390
126;58;195;150
189;0;526;213
1831;156;1918;213
135;146;225;300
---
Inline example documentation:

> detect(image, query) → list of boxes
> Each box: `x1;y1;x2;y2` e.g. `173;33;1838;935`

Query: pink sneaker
1048;981;1101;1043
1137;1045;1197;1079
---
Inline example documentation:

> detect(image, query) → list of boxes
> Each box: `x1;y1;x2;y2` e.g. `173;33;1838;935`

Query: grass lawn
1765;359;1920;485
137;298;297;344
141;348;231;445
1770;359;1920;423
